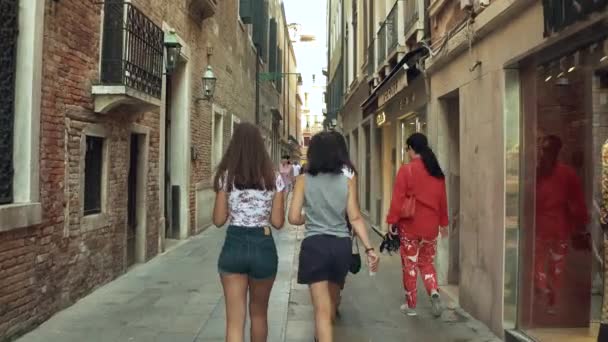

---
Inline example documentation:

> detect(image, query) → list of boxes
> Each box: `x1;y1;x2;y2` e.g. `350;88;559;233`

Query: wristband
365;247;375;254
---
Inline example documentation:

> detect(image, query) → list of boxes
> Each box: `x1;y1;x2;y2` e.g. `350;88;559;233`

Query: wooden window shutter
269;18;277;72
239;0;253;23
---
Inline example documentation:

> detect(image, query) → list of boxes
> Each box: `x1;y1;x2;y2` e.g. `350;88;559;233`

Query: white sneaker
400;304;417;316
430;293;443;318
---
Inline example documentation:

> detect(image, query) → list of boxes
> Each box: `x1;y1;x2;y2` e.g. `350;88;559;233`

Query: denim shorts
218;225;278;280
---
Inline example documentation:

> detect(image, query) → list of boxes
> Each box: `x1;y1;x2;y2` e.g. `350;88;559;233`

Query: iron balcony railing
100;2;164;99
367;40;375;76
377;23;387;67
386;2;399;55
404;0;419;34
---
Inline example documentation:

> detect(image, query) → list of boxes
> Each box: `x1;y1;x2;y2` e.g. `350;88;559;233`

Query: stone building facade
427;1;607;341
0;0;299;340
328;0;608;341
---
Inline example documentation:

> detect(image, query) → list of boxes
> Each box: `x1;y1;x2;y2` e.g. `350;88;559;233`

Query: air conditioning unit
460;0;473;9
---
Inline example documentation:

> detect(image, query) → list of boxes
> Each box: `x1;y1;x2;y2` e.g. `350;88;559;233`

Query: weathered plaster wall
427;0;545;335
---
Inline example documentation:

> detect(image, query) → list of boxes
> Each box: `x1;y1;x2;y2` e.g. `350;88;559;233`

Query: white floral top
219;173;285;227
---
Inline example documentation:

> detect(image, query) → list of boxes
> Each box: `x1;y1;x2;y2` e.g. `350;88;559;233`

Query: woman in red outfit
386;133;448;317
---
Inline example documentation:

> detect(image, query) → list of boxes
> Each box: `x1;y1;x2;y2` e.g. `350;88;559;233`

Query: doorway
363;123;371;214
437;91;461;303
374;126;383;226
164;74;178;241
127;133;146;267
164;61;190;243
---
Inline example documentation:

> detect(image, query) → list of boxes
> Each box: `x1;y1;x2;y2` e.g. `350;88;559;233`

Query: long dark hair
213;122;276;192
307;131;352;176
330;131;357;174
406;133;444;179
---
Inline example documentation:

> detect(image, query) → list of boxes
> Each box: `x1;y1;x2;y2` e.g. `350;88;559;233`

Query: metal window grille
100;2;164;99
0;0;19;204
84;136;104;216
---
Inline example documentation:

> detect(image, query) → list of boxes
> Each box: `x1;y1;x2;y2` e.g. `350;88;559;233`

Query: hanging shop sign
378;71;408;108
376;112;386;127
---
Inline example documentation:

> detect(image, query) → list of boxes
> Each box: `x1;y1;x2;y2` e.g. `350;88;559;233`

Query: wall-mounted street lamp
202;65;217;99
164;30;182;74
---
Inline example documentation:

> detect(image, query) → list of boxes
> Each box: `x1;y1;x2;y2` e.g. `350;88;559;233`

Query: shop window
518;40;608;342
84;136;104;216
0;0;44;232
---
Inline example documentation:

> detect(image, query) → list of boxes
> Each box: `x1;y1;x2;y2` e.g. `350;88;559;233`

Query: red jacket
535;162;589;240
386;158;449;239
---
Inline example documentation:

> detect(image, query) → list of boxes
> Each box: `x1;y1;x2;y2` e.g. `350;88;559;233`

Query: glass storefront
397;109;427;165
517;35;608;342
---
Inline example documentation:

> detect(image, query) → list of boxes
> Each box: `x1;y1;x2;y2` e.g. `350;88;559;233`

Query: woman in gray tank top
288;131;379;342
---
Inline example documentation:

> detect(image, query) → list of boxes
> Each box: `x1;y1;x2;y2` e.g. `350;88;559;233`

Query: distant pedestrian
289;131;379;342
212;122;286;342
386;132;448;318
293;162;302;177
279;155;295;193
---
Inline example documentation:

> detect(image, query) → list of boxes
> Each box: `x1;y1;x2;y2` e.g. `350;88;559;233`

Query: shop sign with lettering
378;71;408;108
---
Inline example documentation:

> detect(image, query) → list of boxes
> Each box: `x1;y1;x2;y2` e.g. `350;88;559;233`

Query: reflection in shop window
519;40;608;342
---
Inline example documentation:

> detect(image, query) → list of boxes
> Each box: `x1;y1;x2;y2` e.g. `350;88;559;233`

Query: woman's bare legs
310;281;333;342
249;277;276;342
221;274;249;342
328;283;341;322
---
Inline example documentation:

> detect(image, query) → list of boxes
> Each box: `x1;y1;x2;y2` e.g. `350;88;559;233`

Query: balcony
188;0;218;20
93;2;164;114
367;40;375;76
543;0;608;36
377;24;387;67
404;0;420;35
376;2;400;71
387;2;399;55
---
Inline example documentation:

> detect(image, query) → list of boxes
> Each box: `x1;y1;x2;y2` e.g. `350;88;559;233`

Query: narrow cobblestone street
15;223;499;342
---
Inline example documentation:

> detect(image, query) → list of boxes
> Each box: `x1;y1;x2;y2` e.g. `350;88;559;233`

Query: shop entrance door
445;96;461;288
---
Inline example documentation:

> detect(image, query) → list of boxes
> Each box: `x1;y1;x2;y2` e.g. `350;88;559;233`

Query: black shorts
297;234;351;287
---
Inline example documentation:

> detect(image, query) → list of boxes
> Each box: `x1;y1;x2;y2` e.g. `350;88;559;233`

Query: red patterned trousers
399;232;439;308
533;238;568;305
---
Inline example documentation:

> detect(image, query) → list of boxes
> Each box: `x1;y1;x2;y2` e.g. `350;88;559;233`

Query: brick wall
1;0;298;338
0;0;161;339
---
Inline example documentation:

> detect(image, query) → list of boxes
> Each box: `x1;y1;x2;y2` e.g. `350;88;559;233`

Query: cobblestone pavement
17;223;500;342
16;225;298;342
